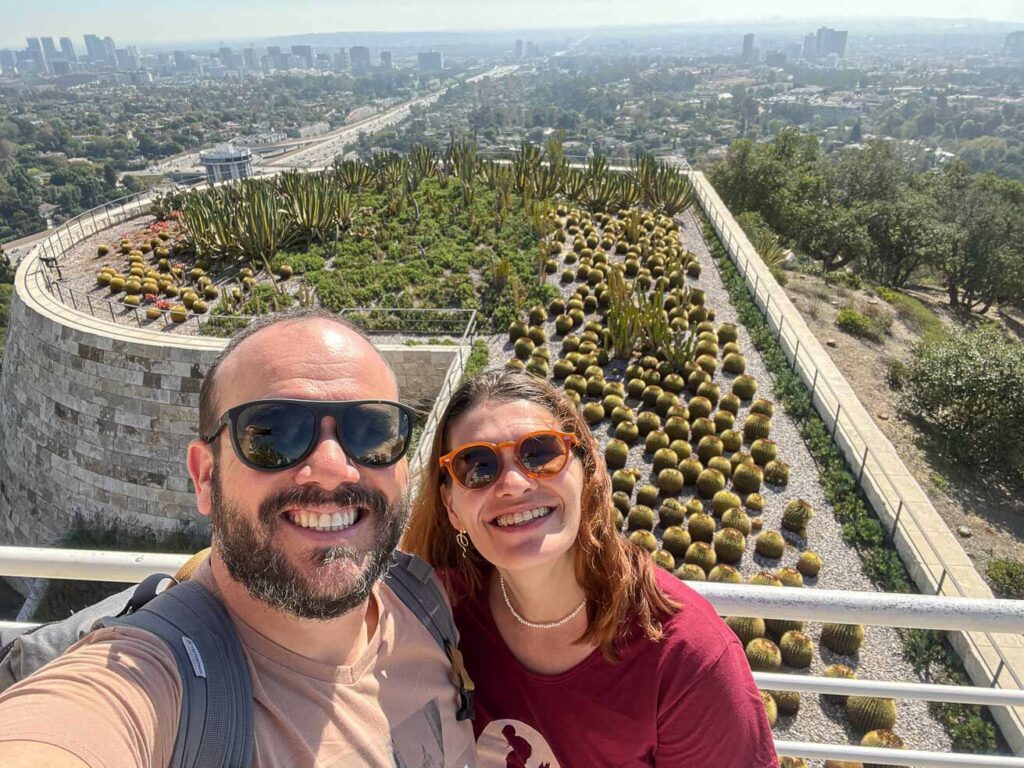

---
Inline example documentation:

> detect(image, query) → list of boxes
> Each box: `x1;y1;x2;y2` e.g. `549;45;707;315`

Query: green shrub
836;307;880;341
885;359;908;391
988;559;1024;600
903;326;1024;472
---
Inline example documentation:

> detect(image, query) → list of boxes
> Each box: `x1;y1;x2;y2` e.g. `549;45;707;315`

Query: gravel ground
483;207;951;761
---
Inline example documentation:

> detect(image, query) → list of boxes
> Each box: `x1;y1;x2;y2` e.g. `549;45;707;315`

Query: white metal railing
3;548;1023;765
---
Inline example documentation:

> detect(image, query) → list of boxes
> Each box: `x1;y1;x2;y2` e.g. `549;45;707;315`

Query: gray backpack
0;549;475;767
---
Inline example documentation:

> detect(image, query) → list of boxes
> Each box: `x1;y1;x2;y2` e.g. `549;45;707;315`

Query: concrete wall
0;255;459;549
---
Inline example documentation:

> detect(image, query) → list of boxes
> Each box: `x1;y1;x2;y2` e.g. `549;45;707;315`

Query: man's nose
294;416;362;487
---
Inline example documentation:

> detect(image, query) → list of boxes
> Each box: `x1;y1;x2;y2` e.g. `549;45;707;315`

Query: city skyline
1;1;1022;48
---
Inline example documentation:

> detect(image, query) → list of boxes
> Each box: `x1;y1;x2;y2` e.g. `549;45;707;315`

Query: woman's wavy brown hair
402;369;679;660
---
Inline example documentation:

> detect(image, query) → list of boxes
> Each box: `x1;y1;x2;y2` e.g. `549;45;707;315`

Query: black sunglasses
204;398;417;471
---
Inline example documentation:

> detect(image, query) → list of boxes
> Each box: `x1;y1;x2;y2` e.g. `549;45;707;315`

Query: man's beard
209;469;409;620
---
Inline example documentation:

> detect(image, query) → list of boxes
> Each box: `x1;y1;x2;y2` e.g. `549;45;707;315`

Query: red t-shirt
449;566;778;768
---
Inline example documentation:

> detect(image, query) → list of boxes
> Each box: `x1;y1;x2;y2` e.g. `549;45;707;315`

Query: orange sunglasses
439;430;579;490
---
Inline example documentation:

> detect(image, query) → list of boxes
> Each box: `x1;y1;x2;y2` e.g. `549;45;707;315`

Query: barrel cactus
780;630;815;669
708;564;743;584
658;499;687;528
750;398;774;418
669;439;692;462
745;493;765;513
615;421;640;444
718;393;742;415
605;440;630;469
674;563;706;581
778;566;805;588
722;353;746;375
847;696;897;734
714;528;746;564
755;531;786;559
711;490;741;516
725;616;765;645
822;623;865;656
655;391;680;416
612;469;636;494
665;417;690;441
653;448;680;474
662;373;685;393
732;374;758;401
696;468;726;499
732;463;764;494
611;406;635;425
763;460;791;486
582;402;605;424
684;541;717;572
652;549;676;571
564;374;586;395
679;458;704;485
626;378;646;399
823;664;858;705
772;690;802;717
687;396;713;419
750;439;778;466
782;499;815;536
641;385;664;406
696;381;721;406
697;435;724;464
861;729;905;761
749;571;783;587
645;430;671;454
513;337;536;360
690;417;717;441
627;505;656;532
746;637;782;672
743;413;772;442
636;411;661;436
509;320;528;342
721;508;752;536
628;530;658;553
612;491;631;514
797;551;822;578
658;469;685;496
687;512;716;543
662;526;691;559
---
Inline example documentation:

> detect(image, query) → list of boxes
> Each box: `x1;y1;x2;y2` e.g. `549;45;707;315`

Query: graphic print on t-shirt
477;719;560;768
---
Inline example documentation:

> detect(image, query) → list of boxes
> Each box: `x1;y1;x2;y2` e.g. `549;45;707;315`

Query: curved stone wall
0;253;460;548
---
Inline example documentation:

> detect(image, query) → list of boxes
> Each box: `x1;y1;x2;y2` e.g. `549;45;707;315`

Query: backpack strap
100;580;254;768
383;551;475;721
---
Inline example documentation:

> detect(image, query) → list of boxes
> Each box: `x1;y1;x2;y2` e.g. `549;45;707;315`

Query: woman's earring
456;530;470;558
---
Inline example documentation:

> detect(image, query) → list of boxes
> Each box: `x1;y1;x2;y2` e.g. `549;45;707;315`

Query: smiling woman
403;370;779;768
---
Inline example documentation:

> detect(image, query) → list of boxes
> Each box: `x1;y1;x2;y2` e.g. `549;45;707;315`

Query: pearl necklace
499;575;586;629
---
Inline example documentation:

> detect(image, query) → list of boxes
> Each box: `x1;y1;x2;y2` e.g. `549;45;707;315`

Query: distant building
742;33;756;64
83;34;105;63
332;49;348;71
816;27;848;58
350;46;371;75
219;46;233;66
243;48;257;68
765;50;787;67
1007;31;1024;56
380;51;392;70
26;37;49;74
199;144;253;185
417;51;443;74
0;50;18;76
59;37;77;63
291;45;314;68
41;37;59;63
173;50;191;72
102;37;117;66
802;34;816;59
515;39;524;59
115;47;140;71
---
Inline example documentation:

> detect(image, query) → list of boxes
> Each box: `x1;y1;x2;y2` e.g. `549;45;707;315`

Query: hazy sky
2;0;1022;47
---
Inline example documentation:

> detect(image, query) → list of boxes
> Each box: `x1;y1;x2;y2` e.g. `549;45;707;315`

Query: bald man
0;310;477;768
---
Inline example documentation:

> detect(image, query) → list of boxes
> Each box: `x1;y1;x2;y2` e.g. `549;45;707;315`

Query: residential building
83;34;105;63
742;33;756;64
0;50;17;76
26;37;49;74
243;48;257;68
102;37;117;66
332;49;348;71
59;37;77;63
291;45;314;69
816;27;848;58
41;37;59;63
350;46;371;75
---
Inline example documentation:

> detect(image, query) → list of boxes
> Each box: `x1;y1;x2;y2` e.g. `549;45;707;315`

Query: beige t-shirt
0;562;477;768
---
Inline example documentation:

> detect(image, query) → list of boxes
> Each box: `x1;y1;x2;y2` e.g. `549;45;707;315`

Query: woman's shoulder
649;567;741;665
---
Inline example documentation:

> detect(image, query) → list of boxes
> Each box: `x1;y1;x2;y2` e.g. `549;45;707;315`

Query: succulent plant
655;391;680;417
690;417;716;442
743;414;772;442
652;549;676;571
778;567;805;588
679;458;704;486
636;411;661;436
684;498;704;517
780;630;815;669
716;430;740;455
586;377;606;397
725;616;765;645
861;729;906;763
612;469;636;495
641;385;664;407
732;375;758;401
718;393;742;415
658;499;686;528
714;528;747;564
662;373;685;394
722;353;747;375
730;450;754;471
646;447;675;474
564;374;586;395
746;637;782;672
763;460;791;486
732;463;764;495
687;370;711;394
823;664;858;705
697;381;721;406
630;485;655;509
506;359;526;372
750;398;775;418
708;564;743;584
745;493;765;513
717;323;739;344
668;440;692;463
707;456;733;479
610;406;634;426
767;616;806;642
796;551;822;578
604;440;630;469
696;468;726;499
582;402;605;424
750;517;763;532
822;623;865;656
657;469;685;496
614;421;640;444
561;334;581;354
645;430;671;454
711;490;742;516
629;530;658;553
674;563;706;581
772;691;802;718
847;696;897;734
782;499;815;536
661;526;691;558
697;435;724;465
755;531;786;559
687;396;713;420
749;439;778;467
721;508;752;536
612;491;631;514
687;512;716;543
684;541;717;572
525;358;548;377
627;505;656;531
509;320;528;342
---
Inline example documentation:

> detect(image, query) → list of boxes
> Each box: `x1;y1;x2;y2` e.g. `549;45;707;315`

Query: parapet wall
0;255;460;548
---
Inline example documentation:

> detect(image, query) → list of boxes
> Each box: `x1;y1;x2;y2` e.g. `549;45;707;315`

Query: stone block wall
0;260;460;549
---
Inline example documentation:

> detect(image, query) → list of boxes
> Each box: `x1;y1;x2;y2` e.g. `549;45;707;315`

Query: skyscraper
332;49;348;71
742;33;755;64
243;48;257;68
515;39;524;59
802;34;816;59
350;46;371;75
417;51;443;74
41;37;59;62
380;51;392;70
815;27;848;58
84;34;105;63
59;37;77;63
26;38;49;74
291;45;314;68
103;37;117;66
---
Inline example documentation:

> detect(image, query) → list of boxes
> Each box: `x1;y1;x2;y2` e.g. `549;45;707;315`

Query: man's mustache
257;484;392;527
